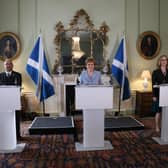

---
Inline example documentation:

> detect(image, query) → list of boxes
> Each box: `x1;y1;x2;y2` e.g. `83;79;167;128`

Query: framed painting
0;32;21;60
137;31;161;59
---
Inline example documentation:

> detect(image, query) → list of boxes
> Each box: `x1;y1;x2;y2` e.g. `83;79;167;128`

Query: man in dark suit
0;59;22;140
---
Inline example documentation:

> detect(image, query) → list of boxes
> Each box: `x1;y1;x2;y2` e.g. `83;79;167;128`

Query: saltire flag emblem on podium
111;36;131;101
26;34;55;102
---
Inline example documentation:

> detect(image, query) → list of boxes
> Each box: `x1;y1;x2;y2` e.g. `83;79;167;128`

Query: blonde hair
157;55;168;68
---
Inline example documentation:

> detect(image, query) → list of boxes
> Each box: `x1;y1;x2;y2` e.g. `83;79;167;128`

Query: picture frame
137;31;161;59
0;32;21;60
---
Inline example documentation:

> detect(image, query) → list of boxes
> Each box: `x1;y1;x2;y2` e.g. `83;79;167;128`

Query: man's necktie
6;72;11;77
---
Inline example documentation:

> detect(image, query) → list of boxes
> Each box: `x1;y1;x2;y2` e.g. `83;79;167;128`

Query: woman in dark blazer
152;55;168;132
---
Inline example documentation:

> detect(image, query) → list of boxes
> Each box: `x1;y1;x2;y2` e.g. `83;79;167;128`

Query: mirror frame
53;9;109;74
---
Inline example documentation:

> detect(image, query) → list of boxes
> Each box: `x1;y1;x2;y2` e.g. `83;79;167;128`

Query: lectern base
75;140;113;151
152;137;168;145
0;143;25;154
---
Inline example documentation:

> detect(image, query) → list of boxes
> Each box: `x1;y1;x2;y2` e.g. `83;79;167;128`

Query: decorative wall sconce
57;65;63;75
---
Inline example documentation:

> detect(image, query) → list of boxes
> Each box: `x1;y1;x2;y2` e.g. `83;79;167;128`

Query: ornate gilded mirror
53;9;109;74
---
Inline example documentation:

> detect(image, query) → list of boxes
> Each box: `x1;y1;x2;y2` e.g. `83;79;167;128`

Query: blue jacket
79;70;102;85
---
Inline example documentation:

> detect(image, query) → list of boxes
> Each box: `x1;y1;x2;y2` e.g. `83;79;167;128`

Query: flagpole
26;35;55;117
42;100;46;116
112;35;131;116
115;86;121;116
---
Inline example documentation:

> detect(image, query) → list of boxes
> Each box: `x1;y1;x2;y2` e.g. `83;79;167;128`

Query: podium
0;86;25;153
153;84;168;144
75;85;113;151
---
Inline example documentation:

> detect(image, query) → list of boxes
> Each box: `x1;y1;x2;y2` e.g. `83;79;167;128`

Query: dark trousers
15;110;21;140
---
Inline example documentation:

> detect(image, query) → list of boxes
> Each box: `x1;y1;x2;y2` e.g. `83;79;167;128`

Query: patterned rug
0;118;168;168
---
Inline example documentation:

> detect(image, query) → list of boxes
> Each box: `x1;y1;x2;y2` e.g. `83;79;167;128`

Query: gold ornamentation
53;9;109;74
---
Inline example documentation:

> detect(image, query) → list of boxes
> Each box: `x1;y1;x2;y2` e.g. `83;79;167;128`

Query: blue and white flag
111;36;131;101
26;35;55;102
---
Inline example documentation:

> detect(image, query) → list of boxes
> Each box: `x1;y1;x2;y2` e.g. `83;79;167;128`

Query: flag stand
111;35;131;115
115;87;121;116
42;101;45;116
42;101;46;116
26;34;56;117
42;101;50;116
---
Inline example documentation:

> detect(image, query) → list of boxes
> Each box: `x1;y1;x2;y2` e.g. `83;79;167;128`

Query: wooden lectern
75;85;113;151
0;86;25;153
153;84;168;144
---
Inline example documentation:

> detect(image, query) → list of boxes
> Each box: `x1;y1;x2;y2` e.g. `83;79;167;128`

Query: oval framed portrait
137;31;161;59
0;32;21;60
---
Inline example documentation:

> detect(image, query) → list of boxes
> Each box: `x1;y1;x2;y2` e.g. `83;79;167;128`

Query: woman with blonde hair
152;55;168;132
